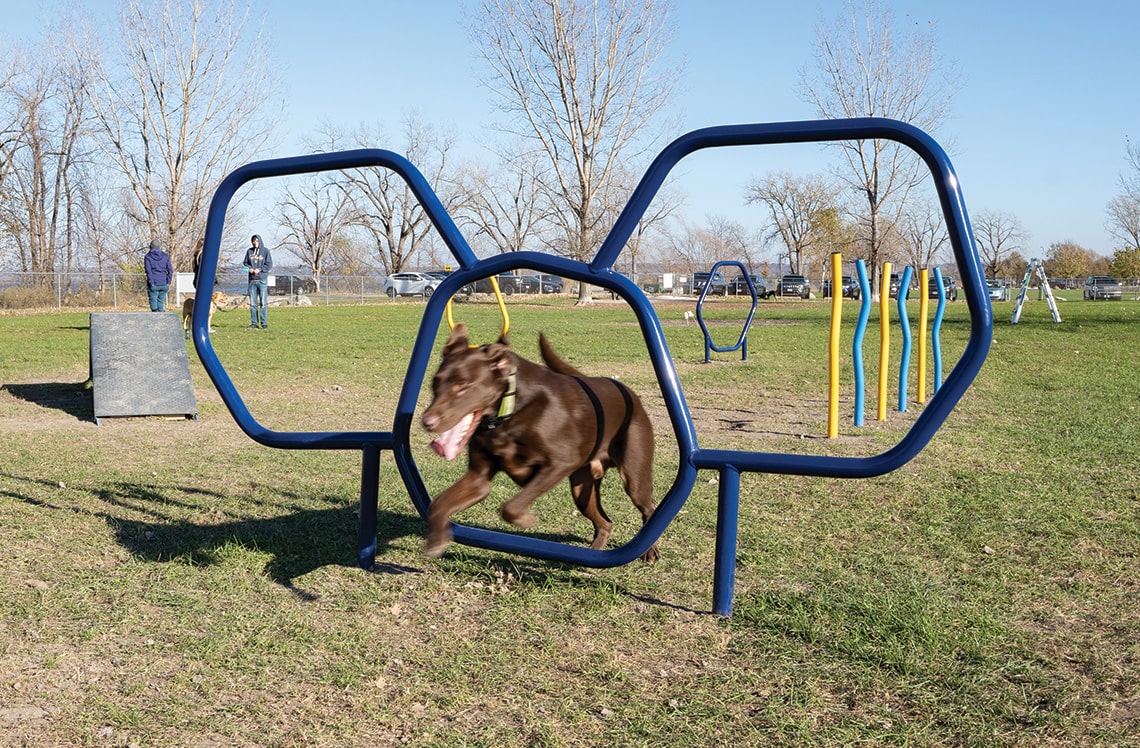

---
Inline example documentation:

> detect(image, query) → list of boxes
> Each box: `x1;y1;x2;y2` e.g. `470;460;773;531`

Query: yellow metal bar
917;268;929;404
444;274;511;344
828;252;842;438
877;261;891;421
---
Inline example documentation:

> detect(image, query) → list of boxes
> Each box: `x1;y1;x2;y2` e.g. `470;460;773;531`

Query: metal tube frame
191;118;993;616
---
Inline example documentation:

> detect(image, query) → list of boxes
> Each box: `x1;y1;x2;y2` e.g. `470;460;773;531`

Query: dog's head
211;291;227;304
422;323;514;460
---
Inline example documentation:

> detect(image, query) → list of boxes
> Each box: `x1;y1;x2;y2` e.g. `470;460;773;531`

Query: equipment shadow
104;485;426;600
2;381;93;421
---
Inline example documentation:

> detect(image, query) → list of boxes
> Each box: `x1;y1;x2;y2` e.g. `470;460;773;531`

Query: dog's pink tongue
430;412;475;460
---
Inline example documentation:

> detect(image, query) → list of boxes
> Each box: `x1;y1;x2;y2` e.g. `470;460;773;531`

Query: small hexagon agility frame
192;118;993;615
694;259;758;362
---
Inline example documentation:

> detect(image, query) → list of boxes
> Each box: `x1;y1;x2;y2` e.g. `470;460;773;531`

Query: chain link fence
0;269;745;311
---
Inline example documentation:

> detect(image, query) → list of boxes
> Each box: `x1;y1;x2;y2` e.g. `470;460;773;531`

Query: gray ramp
90;312;198;423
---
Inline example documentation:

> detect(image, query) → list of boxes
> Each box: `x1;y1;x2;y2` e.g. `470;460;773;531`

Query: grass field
1;292;1137;747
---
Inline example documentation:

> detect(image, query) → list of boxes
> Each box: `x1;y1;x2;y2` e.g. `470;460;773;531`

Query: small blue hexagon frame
192;118;993;615
694;259;758;362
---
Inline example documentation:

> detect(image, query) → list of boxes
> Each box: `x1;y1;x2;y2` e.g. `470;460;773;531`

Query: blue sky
7;1;1138;258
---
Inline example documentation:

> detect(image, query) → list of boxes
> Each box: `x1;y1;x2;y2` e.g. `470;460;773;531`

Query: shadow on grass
3;469;706;612
2;381;93;421
1;470;424;600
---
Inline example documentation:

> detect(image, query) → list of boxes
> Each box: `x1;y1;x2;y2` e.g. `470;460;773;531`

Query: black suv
691;271;728;295
460;273;520;296
518;274;564;294
775;274;811;298
822;275;860;299
928;275;958;301
728;273;768;297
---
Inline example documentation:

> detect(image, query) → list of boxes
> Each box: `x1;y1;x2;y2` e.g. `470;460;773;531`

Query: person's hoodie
243;235;273;280
143;239;173;286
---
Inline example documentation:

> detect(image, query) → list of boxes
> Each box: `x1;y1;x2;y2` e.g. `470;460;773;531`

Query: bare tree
620;180;683;281
276;173;356;291
900;198;949;270
973;208;1027;279
77;174;145;292
76;0;280;271
335;117;462;274
745;172;841;274
666;215;750;276
457;149;550;256
800;0;955;296
470;0;678;303
0;41;89;277
1106;194;1140;250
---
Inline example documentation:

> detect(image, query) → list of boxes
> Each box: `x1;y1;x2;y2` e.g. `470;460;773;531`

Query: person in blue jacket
243;234;273;328
143;239;174;312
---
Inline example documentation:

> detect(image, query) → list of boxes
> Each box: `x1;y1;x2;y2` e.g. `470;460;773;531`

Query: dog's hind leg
569;465;612;550
617;414;660;563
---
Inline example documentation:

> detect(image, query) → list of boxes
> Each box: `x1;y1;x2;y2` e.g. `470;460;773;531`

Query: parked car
1083;275;1123;300
986;279;1008;301
518;274;564;294
728;273;768;297
382;271;439;298
268;274;316;296
775;274;811;299
691;271;728;295
822;275;860;299
928;275;958;301
460;273;520;296
888;272;919;299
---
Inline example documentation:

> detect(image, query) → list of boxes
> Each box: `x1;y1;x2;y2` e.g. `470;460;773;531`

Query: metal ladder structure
1011;258;1061;324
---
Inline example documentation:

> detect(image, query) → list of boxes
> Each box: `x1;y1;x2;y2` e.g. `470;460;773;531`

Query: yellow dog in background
182;291;227;338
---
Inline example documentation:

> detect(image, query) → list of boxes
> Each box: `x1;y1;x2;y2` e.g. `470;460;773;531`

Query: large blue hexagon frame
191;118;993;615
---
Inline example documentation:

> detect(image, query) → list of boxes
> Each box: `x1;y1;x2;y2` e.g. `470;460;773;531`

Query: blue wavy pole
852;260;872;426
932;267;947;392
897;266;914;412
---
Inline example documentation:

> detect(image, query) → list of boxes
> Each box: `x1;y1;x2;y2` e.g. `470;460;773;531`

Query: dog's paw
422;538;451;559
640;545;661;564
501;507;537;529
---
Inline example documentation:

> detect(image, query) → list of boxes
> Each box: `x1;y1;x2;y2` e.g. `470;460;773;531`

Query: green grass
1;295;1138;746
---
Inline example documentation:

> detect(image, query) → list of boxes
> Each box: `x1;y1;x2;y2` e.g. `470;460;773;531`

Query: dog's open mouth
430;410;482;460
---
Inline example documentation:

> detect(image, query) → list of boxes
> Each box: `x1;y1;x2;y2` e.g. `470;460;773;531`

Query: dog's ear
443;323;469;357
485;341;514;374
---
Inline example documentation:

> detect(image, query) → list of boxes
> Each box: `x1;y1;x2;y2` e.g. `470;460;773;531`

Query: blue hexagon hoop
192;118;993;616
694;259;758;362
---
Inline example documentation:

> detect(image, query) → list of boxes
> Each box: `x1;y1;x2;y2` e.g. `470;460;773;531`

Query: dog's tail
538;333;585;376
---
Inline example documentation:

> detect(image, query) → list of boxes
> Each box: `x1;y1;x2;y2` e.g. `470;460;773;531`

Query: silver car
986;279;1008;301
382;272;438;298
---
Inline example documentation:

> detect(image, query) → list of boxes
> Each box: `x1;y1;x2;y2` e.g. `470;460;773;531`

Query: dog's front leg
424;470;492;558
499;464;579;530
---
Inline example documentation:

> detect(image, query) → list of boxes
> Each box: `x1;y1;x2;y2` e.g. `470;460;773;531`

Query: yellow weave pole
445;275;511;343
916;268;929;404
877;261;891;421
827;252;843;438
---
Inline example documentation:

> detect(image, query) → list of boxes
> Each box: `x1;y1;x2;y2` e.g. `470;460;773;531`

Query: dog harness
480;369;634;463
572;376;634;461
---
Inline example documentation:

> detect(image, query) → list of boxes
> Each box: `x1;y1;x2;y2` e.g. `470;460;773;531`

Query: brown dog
182;291;227;338
421;323;659;562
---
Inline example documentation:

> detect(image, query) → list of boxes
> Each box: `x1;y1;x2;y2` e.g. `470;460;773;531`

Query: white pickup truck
1082;275;1123;301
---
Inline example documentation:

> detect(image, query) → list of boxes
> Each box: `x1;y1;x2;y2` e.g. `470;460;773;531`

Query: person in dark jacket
143;239;174;312
242;234;273;328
